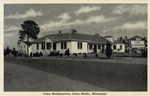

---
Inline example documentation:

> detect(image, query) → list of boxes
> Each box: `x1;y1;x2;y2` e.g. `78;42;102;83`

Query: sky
4;4;147;49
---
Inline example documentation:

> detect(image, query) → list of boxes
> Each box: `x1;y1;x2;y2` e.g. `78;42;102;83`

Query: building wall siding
112;44;125;53
20;41;108;55
71;41;87;54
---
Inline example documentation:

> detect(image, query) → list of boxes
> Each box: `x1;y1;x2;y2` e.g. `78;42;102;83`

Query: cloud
113;5;147;15
86;15;116;23
114;21;147;30
5;9;44;19
4;25;20;32
57;13;71;21
4;33;15;37
74;6;101;15
40;15;116;32
40;13;71;31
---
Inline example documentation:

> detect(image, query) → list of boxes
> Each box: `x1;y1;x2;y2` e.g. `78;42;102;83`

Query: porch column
51;42;53;51
45;42;46;50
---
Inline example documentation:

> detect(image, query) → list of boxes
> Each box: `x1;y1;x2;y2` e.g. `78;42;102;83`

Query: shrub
49;51;59;56
49;52;54;56
30;52;32;57
33;52;43;57
33;52;38;57
59;53;63;57
4;47;11;56
125;49;129;53
18;53;23;57
73;53;77;57
65;49;70;57
141;48;147;57
11;48;18;57
83;53;87;57
39;52;43;56
95;53;98;57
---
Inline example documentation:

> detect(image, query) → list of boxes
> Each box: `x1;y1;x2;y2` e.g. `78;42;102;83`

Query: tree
19;20;40;56
117;36;123;43
123;36;129;53
142;37;147;47
123;36;129;45
118;36;129;53
105;42;112;58
4;46;11;56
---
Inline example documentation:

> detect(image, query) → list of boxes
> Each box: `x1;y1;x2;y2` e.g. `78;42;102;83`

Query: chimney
58;30;62;35
71;29;77;35
95;34;99;36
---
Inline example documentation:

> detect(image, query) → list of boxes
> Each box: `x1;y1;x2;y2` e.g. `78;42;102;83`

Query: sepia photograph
4;3;147;92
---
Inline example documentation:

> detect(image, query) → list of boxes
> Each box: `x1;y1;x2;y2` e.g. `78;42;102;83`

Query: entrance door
94;45;97;53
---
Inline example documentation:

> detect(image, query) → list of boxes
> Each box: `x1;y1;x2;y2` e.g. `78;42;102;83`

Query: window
89;44;92;50
61;42;67;49
61;42;63;49
41;43;45;50
77;42;82;49
37;44;39;50
64;42;67;49
98;45;101;49
53;43;56;50
47;43;50;49
113;45;116;50
41;43;43;49
120;45;122;49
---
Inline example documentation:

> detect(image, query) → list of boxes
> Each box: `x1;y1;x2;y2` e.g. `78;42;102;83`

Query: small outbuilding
112;41;125;53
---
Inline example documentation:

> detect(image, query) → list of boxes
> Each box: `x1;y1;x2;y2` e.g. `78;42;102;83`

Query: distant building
130;36;143;41
130;36;145;48
129;36;146;53
18;30;109;56
112;41;125;53
104;35;114;42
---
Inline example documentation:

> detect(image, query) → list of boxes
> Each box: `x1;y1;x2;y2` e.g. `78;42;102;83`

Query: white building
129;36;146;53
112;41;125;53
18;30;108;56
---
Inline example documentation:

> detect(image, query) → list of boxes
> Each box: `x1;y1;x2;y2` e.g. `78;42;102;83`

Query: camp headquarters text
43;92;107;95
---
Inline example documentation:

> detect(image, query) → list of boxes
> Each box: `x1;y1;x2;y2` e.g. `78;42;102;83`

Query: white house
112;41;125;53
18;30;109;56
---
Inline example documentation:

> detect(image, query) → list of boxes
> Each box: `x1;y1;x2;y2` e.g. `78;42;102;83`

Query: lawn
4;56;147;91
4;61;106;91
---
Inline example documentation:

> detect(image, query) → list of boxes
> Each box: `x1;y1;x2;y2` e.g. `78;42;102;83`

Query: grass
4;57;147;91
4;61;106;91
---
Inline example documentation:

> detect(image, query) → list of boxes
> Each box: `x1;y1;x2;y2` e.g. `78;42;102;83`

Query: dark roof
104;35;114;38
33;33;108;44
130;36;143;40
113;41;124;44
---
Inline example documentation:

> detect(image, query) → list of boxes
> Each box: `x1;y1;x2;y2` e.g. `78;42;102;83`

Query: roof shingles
33;33;108;44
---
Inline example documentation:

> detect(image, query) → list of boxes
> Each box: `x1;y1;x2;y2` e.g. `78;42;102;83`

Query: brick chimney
95;34;99;36
71;29;77;35
58;30;62;35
